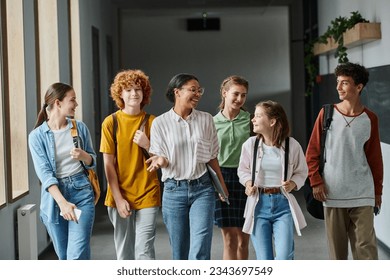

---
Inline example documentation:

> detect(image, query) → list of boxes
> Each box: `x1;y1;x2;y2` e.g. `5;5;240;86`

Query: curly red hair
110;69;152;109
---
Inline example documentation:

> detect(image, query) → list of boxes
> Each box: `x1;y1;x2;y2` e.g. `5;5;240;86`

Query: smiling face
174;79;203;110
58;89;78;118
252;105;275;136
336;75;363;102
222;84;247;111
120;86;144;109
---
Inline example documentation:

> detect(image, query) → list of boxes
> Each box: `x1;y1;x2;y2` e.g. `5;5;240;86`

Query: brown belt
259;187;281;195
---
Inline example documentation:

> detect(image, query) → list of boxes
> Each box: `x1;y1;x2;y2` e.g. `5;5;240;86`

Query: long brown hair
255;100;290;148
33;83;73;129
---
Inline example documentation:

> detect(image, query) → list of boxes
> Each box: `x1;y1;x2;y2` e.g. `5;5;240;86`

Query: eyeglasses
180;87;205;96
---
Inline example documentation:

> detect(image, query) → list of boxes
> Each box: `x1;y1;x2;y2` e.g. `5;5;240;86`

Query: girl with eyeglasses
146;73;228;260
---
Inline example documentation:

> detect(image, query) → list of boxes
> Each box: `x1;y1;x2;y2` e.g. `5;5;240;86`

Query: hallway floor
39;189;390;260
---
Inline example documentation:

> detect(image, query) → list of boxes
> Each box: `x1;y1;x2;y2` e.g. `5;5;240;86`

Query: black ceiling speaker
187;17;220;31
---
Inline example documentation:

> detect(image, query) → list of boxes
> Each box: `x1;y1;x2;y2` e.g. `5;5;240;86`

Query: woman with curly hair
100;69;161;260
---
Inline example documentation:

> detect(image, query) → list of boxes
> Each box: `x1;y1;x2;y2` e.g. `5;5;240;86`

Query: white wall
317;0;390;248
119;7;291;119
318;0;390;73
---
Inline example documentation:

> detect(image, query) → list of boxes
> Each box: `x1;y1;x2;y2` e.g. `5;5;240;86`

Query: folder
207;164;230;205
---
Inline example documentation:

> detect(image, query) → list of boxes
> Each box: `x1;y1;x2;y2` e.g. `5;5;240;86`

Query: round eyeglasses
180;87;205;96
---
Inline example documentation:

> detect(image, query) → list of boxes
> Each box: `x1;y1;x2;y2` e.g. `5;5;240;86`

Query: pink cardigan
238;137;308;235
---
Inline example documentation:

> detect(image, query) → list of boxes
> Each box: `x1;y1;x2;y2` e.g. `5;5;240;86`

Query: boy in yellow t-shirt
100;69;161;260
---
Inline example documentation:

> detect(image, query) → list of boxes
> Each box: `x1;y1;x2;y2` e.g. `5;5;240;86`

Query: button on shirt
149;108;219;181
213;110;251;168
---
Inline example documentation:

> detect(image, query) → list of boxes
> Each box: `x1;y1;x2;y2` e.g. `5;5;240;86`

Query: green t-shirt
213;110;251;168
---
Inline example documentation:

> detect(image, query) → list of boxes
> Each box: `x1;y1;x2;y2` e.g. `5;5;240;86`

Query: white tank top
259;142;282;187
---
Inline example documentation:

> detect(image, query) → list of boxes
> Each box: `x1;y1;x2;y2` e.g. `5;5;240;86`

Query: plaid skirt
214;167;247;228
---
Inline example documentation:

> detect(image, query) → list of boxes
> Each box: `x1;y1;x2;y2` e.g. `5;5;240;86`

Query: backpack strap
251;137;260;187
139;114;150;159
111;113;118;148
70;119;78;139
284;137;289;181
319;104;334;175
139;114;150;132
70;119;88;175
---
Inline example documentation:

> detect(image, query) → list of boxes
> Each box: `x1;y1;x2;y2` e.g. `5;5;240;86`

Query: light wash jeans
107;206;159;260
162;172;215;260
40;172;95;260
251;193;294;260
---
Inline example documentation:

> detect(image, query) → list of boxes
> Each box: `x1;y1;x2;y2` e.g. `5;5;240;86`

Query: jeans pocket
72;175;91;190
163;180;179;192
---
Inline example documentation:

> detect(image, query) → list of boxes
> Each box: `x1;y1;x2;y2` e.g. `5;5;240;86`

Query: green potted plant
304;11;369;96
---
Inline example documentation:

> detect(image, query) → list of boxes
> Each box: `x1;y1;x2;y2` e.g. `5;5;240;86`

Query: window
4;0;29;201
0;0;6;208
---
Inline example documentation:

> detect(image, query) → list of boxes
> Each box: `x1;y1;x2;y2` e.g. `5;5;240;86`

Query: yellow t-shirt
100;110;161;210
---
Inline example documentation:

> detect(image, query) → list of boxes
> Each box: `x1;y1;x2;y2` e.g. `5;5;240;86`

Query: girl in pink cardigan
238;100;308;260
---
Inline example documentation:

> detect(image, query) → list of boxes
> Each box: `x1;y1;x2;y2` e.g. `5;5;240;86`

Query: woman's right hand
146;155;167;172
58;200;78;223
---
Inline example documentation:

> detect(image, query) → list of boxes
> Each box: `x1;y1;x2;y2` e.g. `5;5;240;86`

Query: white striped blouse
150;108;219;181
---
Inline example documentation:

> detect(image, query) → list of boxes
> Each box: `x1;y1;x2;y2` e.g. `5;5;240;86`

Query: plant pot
313;22;381;56
343;22;381;48
313;37;338;55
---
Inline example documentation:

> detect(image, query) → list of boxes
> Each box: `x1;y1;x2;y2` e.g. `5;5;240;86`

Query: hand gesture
133;129;150;150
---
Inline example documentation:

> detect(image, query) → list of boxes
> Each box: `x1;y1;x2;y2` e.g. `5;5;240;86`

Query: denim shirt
28;118;97;223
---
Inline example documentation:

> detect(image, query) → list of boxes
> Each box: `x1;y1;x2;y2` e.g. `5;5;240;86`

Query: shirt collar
169;108;198;122
215;109;248;122
41;118;72;132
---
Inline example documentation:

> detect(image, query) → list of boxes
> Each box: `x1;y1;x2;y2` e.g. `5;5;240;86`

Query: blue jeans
251;193;294;260
162;172;215;260
40;172;95;260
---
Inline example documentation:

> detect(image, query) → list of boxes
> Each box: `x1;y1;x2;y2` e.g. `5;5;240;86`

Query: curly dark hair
110;69;152;109
334;62;369;89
